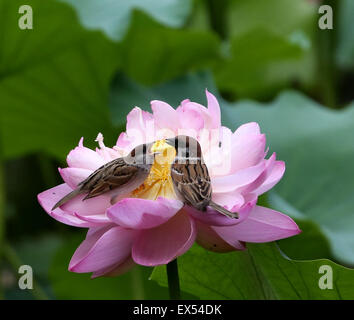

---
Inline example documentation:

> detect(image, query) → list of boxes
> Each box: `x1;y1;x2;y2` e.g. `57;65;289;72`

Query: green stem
131;266;145;300
0;143;5;298
316;0;338;108
205;0;229;40
166;259;181;300
3;243;49;300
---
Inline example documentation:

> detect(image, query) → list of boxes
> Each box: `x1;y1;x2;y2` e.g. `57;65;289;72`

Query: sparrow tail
209;201;239;219
51;189;82;211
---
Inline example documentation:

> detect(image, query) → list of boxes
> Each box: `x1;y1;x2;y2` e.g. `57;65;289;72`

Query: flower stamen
132;140;176;200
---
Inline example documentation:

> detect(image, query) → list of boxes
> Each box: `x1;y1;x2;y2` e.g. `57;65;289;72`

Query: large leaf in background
120;11;220;86
49;232;194;299
215;28;306;98
60;1;220;86
214;0;316;98
229;0;316;38
224;91;354;265
336;0;354;69
0;0;119;160
60;0;192;41
152;243;354;299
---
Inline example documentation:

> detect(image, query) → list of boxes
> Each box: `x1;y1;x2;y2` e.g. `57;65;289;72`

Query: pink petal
186;195;256;226
132;211;196;266
66;141;105;170
253;161;285;195
237;153;276;194
37;184;94;227
59;167;92;189
91;256;136;279
196;220;245;252
61;192;111;216
69;226;138;273
151;100;179;131
213;205;301;243
205;89;221;129
212;192;244;211
211;161;265;193
107;197;184;230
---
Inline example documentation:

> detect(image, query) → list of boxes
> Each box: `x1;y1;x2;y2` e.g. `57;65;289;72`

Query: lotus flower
38;90;300;278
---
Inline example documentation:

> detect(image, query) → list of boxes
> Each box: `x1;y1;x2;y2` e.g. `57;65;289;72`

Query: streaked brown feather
171;158;211;211
167;135;238;219
79;158;140;199
52;157;142;210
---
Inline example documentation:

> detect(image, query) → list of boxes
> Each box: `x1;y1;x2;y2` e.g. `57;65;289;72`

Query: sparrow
51;142;159;210
165;135;238;219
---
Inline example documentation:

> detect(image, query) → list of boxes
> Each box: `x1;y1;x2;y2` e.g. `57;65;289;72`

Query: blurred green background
1;0;354;299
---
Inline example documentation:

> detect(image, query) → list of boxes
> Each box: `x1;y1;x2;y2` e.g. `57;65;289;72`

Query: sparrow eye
130;149;136;157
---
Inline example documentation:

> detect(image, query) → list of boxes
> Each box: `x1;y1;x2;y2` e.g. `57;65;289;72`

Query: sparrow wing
170;159;212;210
79;157;140;199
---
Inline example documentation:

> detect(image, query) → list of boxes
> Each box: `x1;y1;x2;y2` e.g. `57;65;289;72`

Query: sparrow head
165;135;202;159
125;142;161;166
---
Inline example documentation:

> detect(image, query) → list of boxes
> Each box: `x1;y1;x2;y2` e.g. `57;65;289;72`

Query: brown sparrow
52;142;159;210
165;135;238;219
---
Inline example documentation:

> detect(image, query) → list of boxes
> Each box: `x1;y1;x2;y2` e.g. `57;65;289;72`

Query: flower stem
166;259;181;300
3;243;49;300
0;145;5;298
131;266;145;300
206;0;229;40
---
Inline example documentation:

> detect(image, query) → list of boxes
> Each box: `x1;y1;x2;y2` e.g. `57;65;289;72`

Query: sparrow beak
165;138;175;147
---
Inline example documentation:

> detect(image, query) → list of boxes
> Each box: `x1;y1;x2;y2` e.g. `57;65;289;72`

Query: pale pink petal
230;133;266;173
59;167;92;189
211;161;265;193
213;205;301;243
196;220;245;252
233;122;261;137
66;142;105;170
69;226;138;273
37;184;95;227
107;197;183;230
205;89;221;129
95;146;120;162
212;192;244;211
253;161;285;195
181;98;190;105
126;107;145;133
125;107;152;146
206;126;233;176
132;211;196;266
151;100;179;131
176;106;204;131
177;100;214;129
116;132;132;148
74;212;110;225
91;256;136;279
